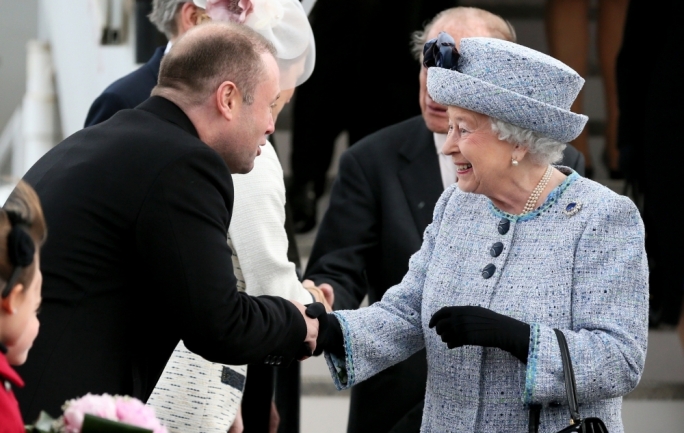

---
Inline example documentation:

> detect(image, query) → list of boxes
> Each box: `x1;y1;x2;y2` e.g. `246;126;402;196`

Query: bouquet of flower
26;394;168;433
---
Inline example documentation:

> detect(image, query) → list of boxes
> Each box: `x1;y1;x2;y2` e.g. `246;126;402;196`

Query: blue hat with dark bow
424;34;588;143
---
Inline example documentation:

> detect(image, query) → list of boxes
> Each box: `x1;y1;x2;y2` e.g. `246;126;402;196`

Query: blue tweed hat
426;36;588;143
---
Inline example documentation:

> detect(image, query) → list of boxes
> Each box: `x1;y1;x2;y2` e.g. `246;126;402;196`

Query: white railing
0;106;24;178
0;40;60;179
20;40;59;177
40;0;137;137
1;1;138;179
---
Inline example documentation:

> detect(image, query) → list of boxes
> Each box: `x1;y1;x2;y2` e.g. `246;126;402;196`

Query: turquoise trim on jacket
488;167;579;223
326;312;356;389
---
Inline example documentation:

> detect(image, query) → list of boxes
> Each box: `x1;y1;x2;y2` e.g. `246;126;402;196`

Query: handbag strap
553;328;581;424
528;329;582;432
528;404;541;433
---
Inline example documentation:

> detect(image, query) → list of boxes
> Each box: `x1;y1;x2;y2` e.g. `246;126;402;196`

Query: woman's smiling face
442;106;516;196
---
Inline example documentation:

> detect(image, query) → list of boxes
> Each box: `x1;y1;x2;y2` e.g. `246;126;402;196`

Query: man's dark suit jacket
84;46;165;127
82;45;302;433
16;96;306;422
304;115;585;433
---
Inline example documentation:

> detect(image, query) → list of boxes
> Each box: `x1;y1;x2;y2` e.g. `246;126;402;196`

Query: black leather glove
428;306;530;363
305;303;344;357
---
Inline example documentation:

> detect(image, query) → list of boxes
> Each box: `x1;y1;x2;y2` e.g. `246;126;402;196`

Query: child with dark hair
0;181;46;433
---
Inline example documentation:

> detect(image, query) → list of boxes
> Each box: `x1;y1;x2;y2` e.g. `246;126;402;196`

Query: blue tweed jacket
326;170;648;433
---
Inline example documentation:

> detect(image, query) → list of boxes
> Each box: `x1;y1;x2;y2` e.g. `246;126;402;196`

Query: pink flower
60;394;168;433
205;0;254;23
62;394;117;433
115;397;168;433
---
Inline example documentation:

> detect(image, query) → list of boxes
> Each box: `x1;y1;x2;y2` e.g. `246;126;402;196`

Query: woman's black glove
428;306;530;363
305;303;345;357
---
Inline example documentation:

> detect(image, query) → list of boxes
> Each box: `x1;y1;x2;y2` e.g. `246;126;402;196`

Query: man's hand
228;407;243;433
291;300;319;360
269;401;280;433
303;279;335;312
317;283;335;307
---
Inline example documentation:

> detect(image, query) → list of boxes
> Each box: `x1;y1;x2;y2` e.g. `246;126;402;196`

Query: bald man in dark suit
16;23;318;421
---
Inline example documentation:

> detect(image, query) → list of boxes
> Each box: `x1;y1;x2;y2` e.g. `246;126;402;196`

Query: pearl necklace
520;165;553;215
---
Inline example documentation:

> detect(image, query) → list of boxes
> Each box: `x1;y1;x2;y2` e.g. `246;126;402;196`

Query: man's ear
216;81;241;121
178;3;203;34
1;283;24;314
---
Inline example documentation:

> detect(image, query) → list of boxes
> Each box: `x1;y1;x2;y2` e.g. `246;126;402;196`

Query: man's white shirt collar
434;132;456;190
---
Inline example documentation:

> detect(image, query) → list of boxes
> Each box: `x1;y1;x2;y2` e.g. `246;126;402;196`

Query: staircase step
302;378;350;397
626;382;684;400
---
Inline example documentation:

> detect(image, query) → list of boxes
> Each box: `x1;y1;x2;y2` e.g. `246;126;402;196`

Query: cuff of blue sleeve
325;352;349;390
523;322;542;404
324;313;356;390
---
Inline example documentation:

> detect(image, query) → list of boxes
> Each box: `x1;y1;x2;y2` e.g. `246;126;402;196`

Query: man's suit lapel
397;118;444;237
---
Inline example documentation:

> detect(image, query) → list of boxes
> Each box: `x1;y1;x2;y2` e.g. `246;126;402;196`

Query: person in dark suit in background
303;7;585;433
616;0;684;336
15;22;319;422
85;0;206;127
287;0;458;233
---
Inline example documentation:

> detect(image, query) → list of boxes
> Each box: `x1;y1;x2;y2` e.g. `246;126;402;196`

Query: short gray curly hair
149;0;190;39
490;118;566;165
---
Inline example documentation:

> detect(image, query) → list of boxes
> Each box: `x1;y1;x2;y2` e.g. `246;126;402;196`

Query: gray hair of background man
149;0;189;39
410;7;517;60
152;22;277;106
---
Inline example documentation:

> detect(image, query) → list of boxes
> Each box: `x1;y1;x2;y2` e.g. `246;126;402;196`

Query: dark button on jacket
498;218;510;235
490;242;504;257
482;264;497;279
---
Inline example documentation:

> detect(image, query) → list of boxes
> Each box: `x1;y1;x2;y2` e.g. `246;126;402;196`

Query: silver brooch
563;201;582;217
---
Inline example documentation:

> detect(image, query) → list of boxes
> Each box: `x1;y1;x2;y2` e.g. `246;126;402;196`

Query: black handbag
528;329;609;433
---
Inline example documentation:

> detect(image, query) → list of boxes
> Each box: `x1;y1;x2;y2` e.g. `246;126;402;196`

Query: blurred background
2;0;683;432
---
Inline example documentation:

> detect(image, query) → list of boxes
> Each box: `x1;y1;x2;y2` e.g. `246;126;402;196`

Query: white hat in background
193;0;315;89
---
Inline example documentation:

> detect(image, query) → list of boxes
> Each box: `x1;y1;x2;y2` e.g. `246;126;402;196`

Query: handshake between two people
291;280;346;360
291;280;336;360
295;301;345;359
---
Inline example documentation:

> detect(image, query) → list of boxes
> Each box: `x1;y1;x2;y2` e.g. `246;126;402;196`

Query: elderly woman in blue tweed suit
307;35;648;433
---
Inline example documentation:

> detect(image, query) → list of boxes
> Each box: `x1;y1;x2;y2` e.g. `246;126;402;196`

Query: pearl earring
511;158;519;166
